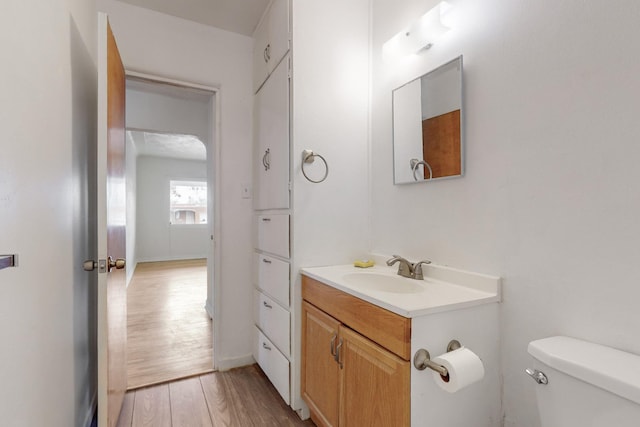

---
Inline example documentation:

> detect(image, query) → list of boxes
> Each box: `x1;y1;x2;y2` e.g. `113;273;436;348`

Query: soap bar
354;260;375;268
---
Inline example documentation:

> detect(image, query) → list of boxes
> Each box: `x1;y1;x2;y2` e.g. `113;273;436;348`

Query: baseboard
83;391;97;427
137;255;207;263
216;354;255;372
296;403;311;421
126;260;137;287
204;299;214;319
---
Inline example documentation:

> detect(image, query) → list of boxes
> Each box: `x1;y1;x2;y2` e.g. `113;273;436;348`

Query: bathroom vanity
300;261;502;427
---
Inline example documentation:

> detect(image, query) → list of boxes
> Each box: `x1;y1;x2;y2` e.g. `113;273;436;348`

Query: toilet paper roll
431;347;485;393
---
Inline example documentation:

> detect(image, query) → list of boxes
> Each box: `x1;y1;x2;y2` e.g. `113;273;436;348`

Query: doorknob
108;256;126;271
83;260;98;271
84;258;124;273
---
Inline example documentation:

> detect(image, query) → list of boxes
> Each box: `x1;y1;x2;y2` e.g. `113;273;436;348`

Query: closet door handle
263;46;268;63
265;148;271;170
262;149;269;171
263;301;273;309
262;342;272;351
265;43;271;61
262;258;272;264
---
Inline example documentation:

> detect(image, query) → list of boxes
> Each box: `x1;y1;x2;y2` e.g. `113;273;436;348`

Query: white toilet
527;336;640;426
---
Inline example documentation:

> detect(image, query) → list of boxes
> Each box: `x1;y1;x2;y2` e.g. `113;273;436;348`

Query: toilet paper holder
413;339;462;377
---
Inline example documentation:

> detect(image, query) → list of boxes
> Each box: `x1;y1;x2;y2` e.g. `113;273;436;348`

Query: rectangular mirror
392;56;463;184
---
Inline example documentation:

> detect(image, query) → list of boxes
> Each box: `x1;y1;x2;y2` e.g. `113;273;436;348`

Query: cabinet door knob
262;258;272;264
262;342;272;351
263;301;273;309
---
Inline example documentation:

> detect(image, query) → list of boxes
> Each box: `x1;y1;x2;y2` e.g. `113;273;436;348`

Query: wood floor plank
224;367;279;426
115;391;135;427
127;259;213;389
199;373;240;427
169;377;213;427
132;385;171;427
235;365;314;426
120;366;315;427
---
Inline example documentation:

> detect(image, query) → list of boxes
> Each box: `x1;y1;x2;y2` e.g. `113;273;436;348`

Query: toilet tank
528;336;640;427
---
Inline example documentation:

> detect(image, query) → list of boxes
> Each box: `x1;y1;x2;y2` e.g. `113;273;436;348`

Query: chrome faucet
412;260;431;280
386;255;431;280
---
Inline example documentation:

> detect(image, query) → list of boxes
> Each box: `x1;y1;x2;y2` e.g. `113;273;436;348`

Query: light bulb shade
382;1;453;61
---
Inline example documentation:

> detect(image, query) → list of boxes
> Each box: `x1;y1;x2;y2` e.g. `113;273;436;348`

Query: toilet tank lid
528;336;640;405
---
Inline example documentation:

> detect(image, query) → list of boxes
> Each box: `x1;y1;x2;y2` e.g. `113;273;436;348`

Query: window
170;180;207;224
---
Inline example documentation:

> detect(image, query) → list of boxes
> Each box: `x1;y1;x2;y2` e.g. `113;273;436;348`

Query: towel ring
410;158;433;181
302;149;329;183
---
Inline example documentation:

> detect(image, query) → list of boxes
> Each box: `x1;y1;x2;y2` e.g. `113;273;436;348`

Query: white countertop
301;262;501;318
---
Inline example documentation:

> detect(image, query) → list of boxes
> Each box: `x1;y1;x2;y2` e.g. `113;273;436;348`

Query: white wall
0;0;97;425
290;0;371;411
125;133;138;284
136;156;208;261
126;87;211;140
371;1;640;426
97;0;255;367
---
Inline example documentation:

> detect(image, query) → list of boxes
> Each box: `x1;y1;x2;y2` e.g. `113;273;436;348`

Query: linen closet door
254;57;290;210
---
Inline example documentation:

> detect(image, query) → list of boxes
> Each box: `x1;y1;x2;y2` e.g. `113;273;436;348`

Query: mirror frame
392;55;464;185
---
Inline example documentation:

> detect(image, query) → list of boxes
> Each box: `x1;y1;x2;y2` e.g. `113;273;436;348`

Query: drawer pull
330;333;337;357
262;342;272;351
261;217;271;222
335;338;343;369
263;301;273;309
262;258;272;264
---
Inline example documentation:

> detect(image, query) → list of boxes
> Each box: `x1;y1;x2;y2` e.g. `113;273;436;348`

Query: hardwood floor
127;259;213;389
116;365;315;427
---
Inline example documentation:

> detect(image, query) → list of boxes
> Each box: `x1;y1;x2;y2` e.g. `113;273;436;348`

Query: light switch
241;183;252;199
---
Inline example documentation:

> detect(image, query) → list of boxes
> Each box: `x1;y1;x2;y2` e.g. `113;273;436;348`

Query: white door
96;13;127;427
254;56;290;210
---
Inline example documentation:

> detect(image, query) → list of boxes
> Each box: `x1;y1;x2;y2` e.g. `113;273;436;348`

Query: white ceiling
128;130;207;161
117;0;271;36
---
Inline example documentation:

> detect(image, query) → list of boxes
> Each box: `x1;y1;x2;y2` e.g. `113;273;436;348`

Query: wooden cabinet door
302;302;341;427
339;326;410;427
254;56;290;211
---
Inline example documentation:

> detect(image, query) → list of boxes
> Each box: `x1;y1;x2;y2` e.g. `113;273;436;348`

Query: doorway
123;74;219;389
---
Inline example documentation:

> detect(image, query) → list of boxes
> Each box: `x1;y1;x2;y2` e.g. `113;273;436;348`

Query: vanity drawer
255;252;290;306
302;275;412;360
256;214;290;258
254;290;290;354
254;327;290;404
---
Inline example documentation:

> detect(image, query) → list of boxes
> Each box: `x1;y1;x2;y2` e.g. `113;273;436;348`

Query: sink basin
341;272;425;294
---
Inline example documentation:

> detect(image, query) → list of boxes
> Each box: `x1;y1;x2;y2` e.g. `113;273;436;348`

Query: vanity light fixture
382;1;453;61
